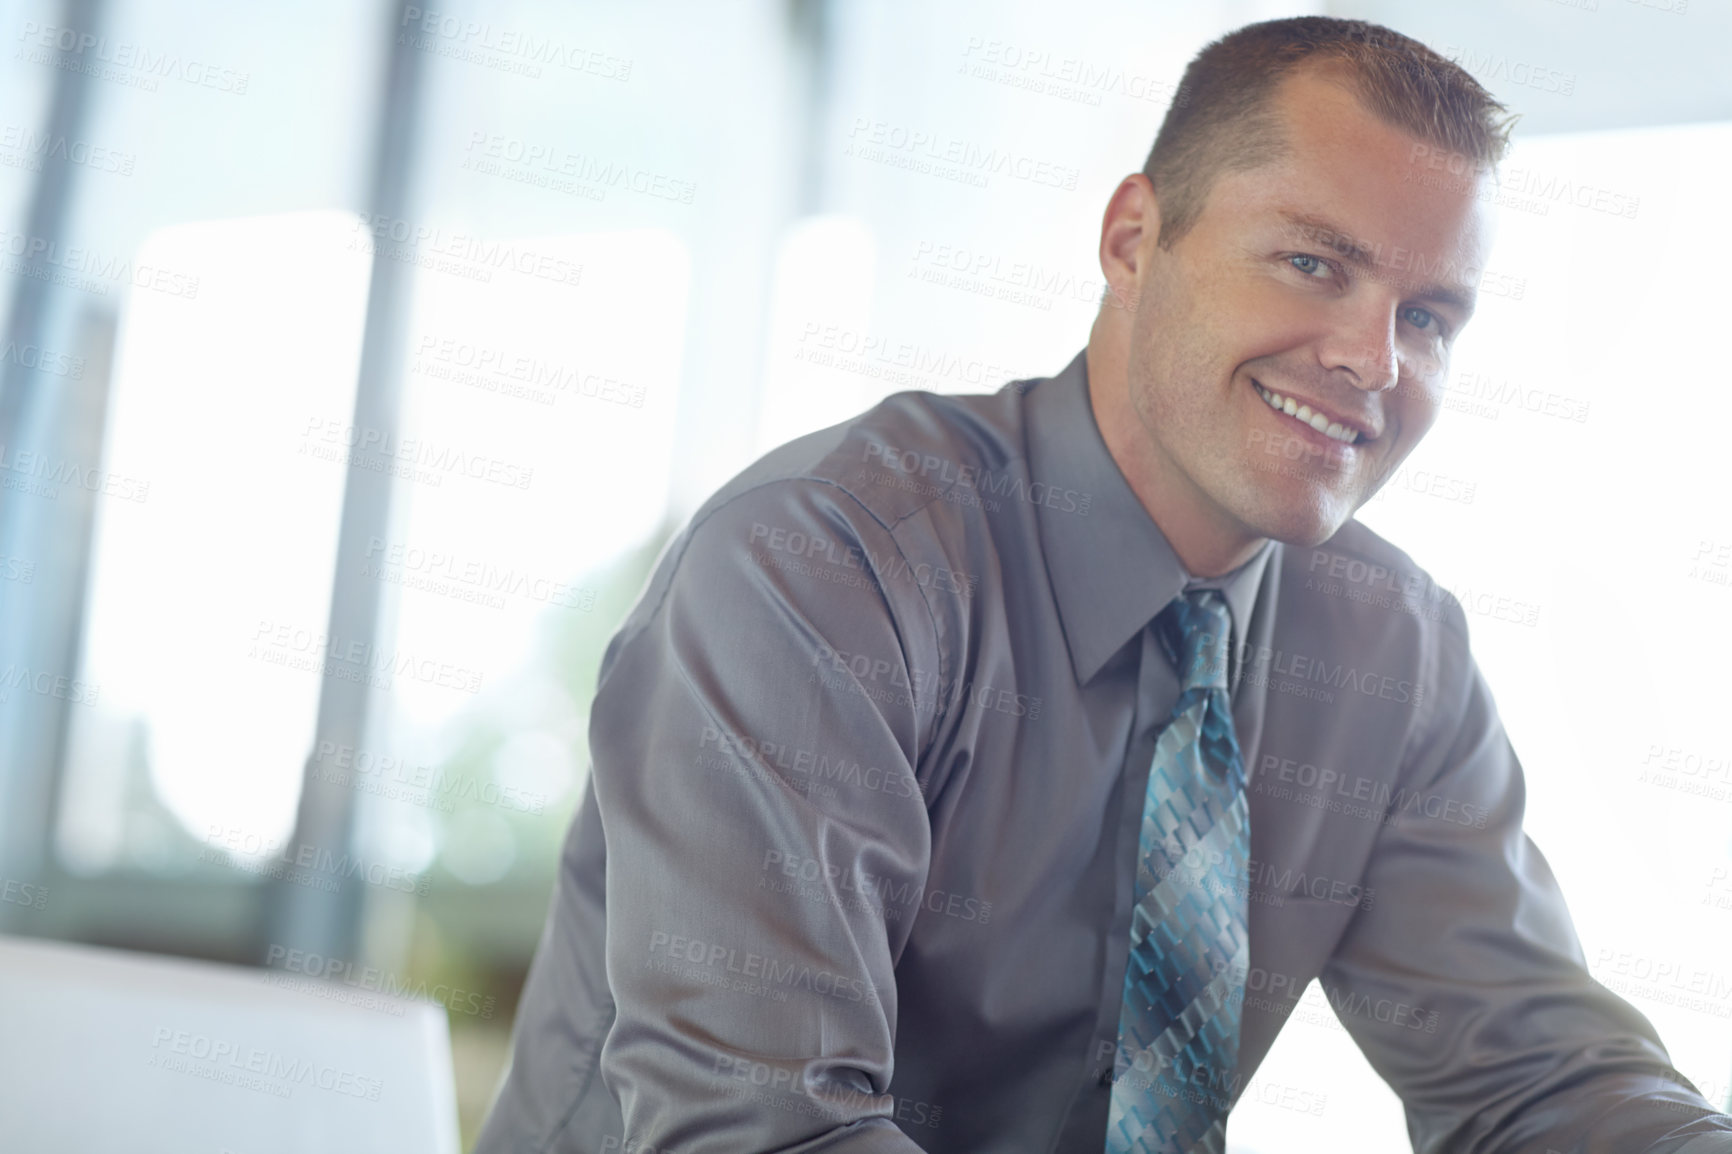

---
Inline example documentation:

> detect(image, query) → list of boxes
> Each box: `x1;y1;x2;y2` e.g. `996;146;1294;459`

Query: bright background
0;0;1727;1148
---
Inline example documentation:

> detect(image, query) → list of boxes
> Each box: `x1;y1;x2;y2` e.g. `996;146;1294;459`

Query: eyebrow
1276;209;1478;318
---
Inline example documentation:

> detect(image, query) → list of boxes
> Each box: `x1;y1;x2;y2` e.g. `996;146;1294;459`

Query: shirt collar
1023;348;1273;687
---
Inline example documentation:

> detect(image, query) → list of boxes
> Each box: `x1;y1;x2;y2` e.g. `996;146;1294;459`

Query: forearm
1468;1065;1732;1153
1323;615;1732;1154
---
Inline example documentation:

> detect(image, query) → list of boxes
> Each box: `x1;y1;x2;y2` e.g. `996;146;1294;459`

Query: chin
1237;496;1353;549
1268;520;1347;549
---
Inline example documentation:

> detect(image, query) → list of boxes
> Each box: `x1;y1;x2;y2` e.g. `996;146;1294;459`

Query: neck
1085;324;1265;579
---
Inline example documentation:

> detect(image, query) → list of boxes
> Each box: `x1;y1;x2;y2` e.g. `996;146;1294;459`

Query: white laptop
0;933;461;1154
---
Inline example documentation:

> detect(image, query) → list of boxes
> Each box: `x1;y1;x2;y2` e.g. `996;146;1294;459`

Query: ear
1099;174;1160;314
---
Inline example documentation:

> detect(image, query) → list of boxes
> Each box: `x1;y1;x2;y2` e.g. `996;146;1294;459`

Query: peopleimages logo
1252;753;1488;830
363;536;595;611
714;1054;944;1130
265;945;496;1019
844;116;1080;190
200;825;431;896
346;213;584;288
462;131;696;205
15;21;250;94
0;877;47;910
0;229;199;299
299;416;535;491
862;439;1090;515
810;642;1043;720
646;930;882;1006
908;239;1104;313
748;521;980;599
1237;642;1425;708
0;122;135;174
310;739;547;816
697;724;923;801
0;663;100;707
411;335;647;409
147;1028;381;1100
397;6;634;80
761;849;992;925
957;36;1188;109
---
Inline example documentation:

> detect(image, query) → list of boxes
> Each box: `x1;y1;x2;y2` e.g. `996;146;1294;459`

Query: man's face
1122;65;1497;549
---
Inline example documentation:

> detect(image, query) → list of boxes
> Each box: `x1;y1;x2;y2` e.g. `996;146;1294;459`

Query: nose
1318;300;1400;393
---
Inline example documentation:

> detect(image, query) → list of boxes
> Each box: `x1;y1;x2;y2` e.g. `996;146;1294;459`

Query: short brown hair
1144;17;1518;250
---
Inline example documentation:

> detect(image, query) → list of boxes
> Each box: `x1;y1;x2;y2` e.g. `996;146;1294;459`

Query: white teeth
1254;382;1361;445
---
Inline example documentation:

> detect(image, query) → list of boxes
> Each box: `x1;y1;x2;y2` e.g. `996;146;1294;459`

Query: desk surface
0;933;461;1154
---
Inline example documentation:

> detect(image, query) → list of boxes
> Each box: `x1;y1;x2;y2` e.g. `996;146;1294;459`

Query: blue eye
1289;254;1330;277
1402;306;1442;333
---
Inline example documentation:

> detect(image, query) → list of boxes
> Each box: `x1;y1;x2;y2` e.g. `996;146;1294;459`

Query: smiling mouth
1252;381;1363;445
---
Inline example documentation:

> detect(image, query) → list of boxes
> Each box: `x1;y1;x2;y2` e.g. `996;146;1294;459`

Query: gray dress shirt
475;349;1732;1153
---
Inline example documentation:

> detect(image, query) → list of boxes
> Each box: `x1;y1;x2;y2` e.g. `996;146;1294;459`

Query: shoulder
650;383;1032;613
1273;518;1478;729
613;382;1032;654
597;385;1035;766
705;385;1030;532
1283;518;1470;643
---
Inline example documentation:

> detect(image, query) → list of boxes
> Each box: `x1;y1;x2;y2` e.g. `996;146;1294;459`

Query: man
477;17;1732;1154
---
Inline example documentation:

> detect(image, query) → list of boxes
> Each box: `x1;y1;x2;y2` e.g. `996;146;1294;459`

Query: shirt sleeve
589;479;939;1153
1316;594;1732;1153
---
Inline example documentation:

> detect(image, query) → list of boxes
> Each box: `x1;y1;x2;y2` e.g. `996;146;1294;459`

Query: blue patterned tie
1106;590;1249;1154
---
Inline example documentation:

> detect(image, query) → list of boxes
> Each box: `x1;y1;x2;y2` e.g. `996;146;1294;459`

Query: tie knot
1157;589;1232;693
